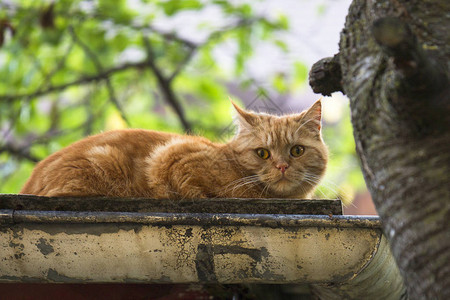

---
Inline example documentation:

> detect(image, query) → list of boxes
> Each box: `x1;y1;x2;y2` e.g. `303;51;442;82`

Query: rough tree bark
310;0;449;299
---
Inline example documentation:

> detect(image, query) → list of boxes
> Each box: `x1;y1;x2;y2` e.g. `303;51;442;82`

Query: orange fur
21;101;328;199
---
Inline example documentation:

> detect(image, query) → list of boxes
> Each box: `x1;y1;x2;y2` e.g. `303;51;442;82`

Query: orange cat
20;100;328;199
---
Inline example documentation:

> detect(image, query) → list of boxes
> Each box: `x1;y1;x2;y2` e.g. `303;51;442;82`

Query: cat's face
229;100;328;198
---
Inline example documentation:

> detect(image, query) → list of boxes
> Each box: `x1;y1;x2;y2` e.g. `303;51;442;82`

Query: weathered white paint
2;223;378;284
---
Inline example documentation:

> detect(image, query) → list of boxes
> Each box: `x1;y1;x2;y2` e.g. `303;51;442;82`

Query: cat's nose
276;163;289;174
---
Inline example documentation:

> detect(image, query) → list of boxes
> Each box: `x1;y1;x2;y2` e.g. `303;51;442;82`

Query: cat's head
229;100;328;198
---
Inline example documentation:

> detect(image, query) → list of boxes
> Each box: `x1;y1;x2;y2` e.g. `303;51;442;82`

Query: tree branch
309;54;343;96
131;23;198;50
143;36;192;132
0;17;261;134
0;106;107;164
68;26;130;126
0;61;149;102
0;16;260;102
168;46;197;83
40;40;75;90
132;17;261;50
0;143;40;163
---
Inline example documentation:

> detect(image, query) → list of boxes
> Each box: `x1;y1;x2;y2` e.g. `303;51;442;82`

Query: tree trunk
310;0;449;298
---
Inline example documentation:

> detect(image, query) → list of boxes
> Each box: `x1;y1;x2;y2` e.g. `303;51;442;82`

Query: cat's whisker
303;174;327;186
315;186;328;198
241;184;259;197
260;182;272;198
312;180;339;196
306;175;354;203
226;176;260;196
303;172;322;180
224;175;259;189
225;175;257;185
319;178;345;195
224;175;261;196
343;200;358;209
230;179;260;192
303;178;319;189
295;182;308;199
212;158;238;163
320;177;359;208
301;173;335;199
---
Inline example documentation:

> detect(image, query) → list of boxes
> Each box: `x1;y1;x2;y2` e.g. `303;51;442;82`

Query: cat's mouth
266;176;298;196
271;176;295;189
274;176;291;183
260;173;298;195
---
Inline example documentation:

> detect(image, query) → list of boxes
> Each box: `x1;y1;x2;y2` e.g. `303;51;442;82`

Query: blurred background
0;0;376;214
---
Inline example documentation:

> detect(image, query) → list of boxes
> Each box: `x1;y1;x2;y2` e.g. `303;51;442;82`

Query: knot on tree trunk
372;17;448;96
371;17;450;134
308;54;343;96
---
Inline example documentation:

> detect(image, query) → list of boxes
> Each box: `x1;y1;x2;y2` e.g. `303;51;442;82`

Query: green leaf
277;14;289;30
293;61;308;87
98;0;136;23
272;73;288;93
160;0;203;16
316;4;327;16
238;4;252;17
234;28;253;75
274;39;288;52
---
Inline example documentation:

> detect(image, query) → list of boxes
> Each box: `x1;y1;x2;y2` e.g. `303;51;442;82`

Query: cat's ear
230;98;258;130
297;99;322;132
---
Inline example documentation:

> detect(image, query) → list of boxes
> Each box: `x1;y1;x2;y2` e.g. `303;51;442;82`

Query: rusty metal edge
0;209;13;224
0;194;343;215
6;210;381;228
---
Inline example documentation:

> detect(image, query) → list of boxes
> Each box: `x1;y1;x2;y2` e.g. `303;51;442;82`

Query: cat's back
20;129;178;197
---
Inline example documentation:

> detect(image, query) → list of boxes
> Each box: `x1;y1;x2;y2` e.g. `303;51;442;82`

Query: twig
0;99;110;163
0;61;149;102
143;35;192;132
309;54;343;96
40;40;75;89
0;143;40;163
0;17;261;104
68;26;130;126
168;46;197;82
131;23;198;50
137;17;261;80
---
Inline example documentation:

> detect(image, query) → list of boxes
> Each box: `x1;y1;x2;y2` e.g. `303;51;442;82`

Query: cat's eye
290;145;305;157
256;148;270;160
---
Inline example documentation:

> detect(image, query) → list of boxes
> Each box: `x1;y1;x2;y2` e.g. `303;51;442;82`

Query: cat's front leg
146;138;217;200
146;164;209;200
173;174;209;199
177;186;208;199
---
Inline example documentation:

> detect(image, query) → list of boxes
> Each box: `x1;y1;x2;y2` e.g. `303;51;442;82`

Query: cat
20;100;328;199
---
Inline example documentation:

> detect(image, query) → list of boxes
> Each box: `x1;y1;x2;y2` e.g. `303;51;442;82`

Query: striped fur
21;101;327;199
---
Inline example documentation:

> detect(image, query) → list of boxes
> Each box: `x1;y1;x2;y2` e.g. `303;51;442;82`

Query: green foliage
161;0;203;16
0;0;364;201
317;104;366;203
0;0;296;192
316;4;327;16
293;62;308;88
